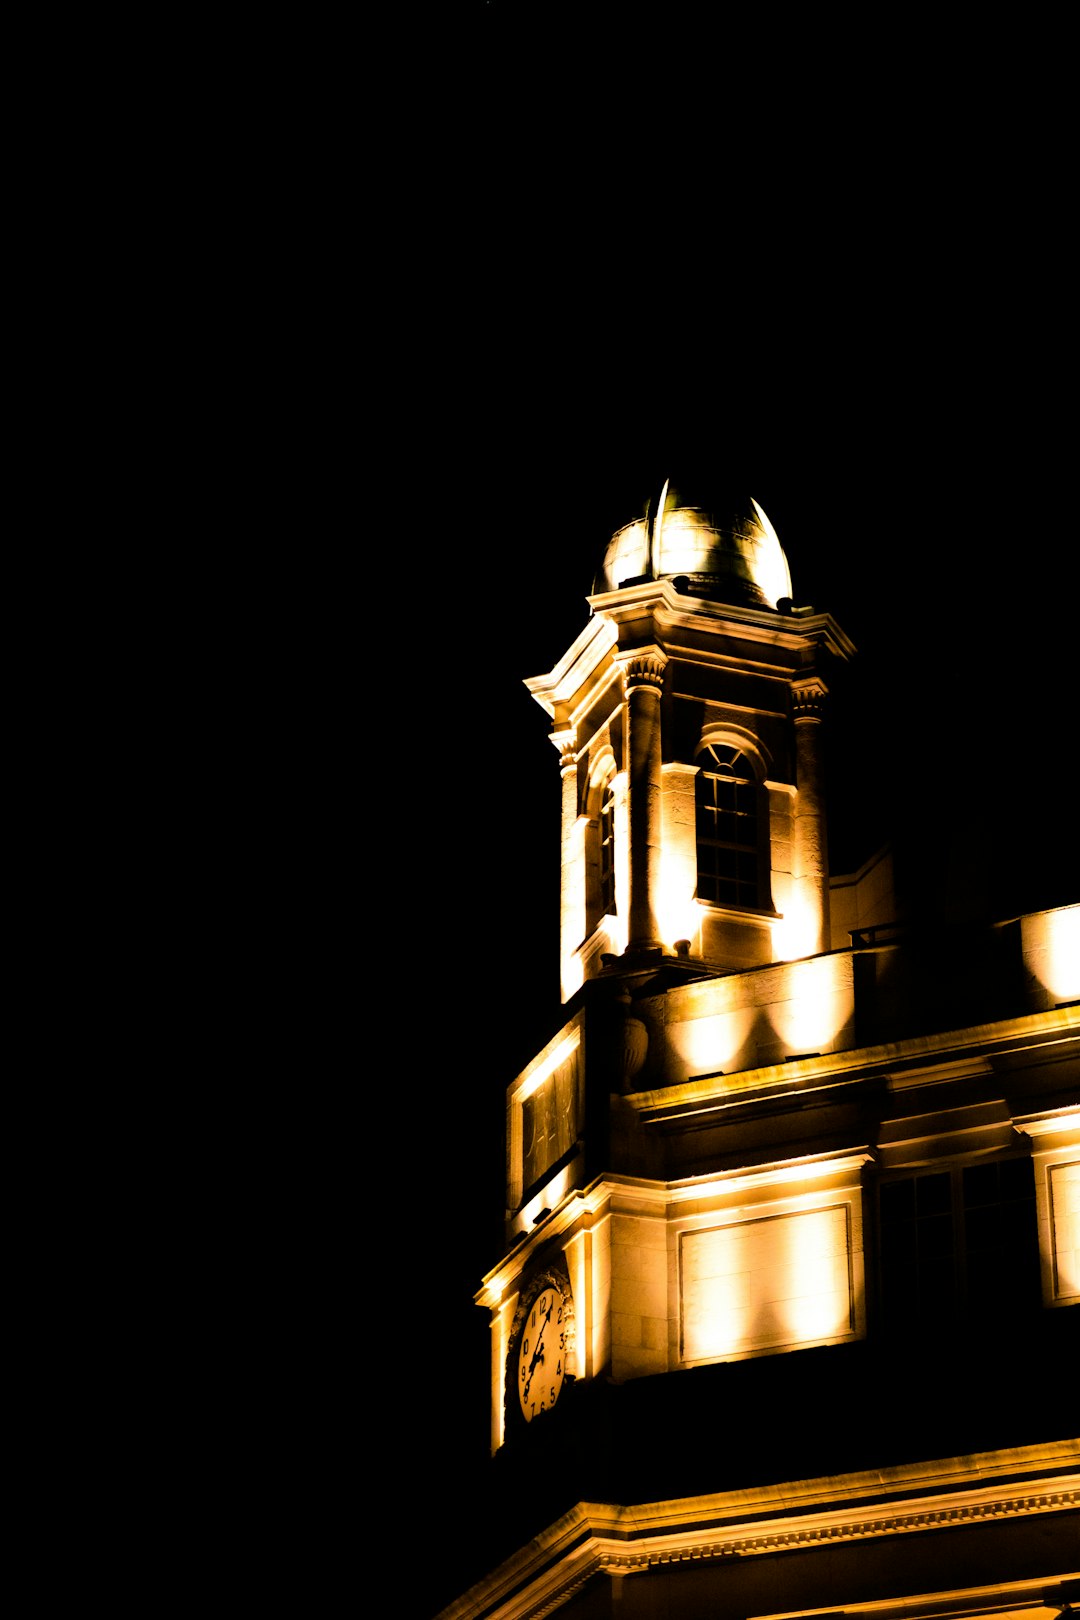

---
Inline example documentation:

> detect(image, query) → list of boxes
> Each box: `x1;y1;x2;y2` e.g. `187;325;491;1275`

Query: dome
595;481;792;609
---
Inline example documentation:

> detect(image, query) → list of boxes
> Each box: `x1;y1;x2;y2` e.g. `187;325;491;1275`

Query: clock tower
481;484;860;1455
443;483;1080;1620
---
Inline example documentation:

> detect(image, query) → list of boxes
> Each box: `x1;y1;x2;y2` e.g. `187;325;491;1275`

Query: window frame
584;750;619;938
693;739;768;913
874;1152;1042;1337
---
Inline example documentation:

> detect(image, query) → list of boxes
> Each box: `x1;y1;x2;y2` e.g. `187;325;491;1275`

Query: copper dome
595;482;792;609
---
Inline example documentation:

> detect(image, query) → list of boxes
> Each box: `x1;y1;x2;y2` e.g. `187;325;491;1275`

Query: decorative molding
437;1446;1080;1619
626;1007;1077;1126
1015;1105;1080;1140
594;1478;1077;1573
1048;1159;1079;1303
696;722;771;779
586;743;618;791
748;1574;1080;1620
887;1056;995;1091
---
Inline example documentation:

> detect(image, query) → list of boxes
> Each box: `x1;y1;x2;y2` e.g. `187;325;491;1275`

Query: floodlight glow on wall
1039;905;1080;1002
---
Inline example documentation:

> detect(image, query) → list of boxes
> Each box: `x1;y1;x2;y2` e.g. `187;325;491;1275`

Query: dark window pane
967;1255;1007;1317
1000;1198;1036;1248
881;1221;915;1265
998;1157;1036;1202
962;1162;1000;1207
917;1173;952;1216
919;1256;955;1313
890;1259;918;1299
881;1180;915;1222
965;1205;1000;1253
919;1212;954;1259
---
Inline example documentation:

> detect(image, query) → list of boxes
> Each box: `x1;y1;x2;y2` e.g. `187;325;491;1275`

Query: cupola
528;481;853;1001
594;481;793;609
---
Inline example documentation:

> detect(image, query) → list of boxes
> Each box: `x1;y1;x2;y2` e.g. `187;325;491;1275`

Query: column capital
616;648;667;693
550;727;578;767
792;675;829;719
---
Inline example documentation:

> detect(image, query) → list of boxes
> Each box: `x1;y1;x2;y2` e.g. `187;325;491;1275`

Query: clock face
517;1282;567;1422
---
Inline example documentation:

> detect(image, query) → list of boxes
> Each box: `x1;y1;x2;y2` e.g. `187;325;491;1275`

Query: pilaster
551;728;583;1000
617;650;667;955
792;674;830;956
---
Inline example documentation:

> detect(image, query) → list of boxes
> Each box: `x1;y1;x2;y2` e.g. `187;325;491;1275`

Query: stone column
619;650;666;953
792;675;830;955
552;727;581;1000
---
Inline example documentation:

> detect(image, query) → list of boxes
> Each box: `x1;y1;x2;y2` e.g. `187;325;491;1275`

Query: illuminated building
436;485;1079;1620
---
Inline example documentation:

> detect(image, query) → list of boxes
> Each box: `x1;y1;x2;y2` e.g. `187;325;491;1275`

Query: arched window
598;776;616;918
584;756;618;936
695;744;761;908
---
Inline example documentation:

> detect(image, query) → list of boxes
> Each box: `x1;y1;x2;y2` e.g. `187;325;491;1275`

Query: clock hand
529;1304;555;1372
521;1354;540;1406
523;1329;547;1393
521;1301;555;1399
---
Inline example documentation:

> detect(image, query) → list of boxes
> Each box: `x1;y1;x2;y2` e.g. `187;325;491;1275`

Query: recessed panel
681;1204;854;1362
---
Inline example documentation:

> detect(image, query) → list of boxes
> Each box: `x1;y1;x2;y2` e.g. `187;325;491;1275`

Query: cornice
525;590;854;731
1014;1104;1080;1141
588;1472;1077;1579
437;1443;1079;1620
524;617;617;721
587;581;856;663
628;1005;1080;1126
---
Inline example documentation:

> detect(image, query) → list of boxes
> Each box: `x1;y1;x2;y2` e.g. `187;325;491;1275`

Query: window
585;760;618;936
878;1156;1041;1335
598;777;616;918
695;744;760;908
